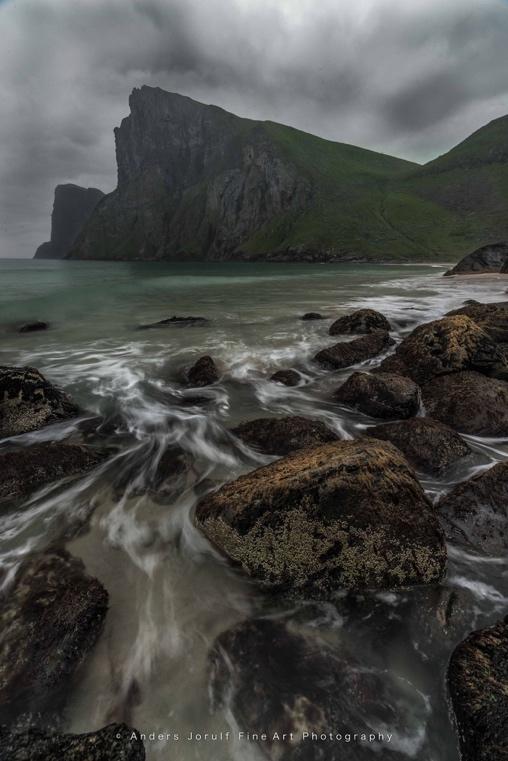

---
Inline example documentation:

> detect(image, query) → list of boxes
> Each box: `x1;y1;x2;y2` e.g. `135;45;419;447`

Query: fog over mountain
2;0;508;257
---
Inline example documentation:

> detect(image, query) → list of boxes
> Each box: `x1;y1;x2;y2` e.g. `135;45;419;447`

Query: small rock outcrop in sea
0;723;145;761
34;184;104;260
138;315;209;329
329;308;392;336
444;241;508;276
195;439;446;597
314;331;393;371
0;443;105;504
368;418;472;475
448;616;508;761
0;366;80;438
232;416;339;456
437;461;508;553
269;369;301;387
187;355;219;387
0;549;108;720
446;301;508;347
301;312;324;320
421;370;508;436
334;371;420;419
209;618;425;761
18;321;49;333
378;315;507;383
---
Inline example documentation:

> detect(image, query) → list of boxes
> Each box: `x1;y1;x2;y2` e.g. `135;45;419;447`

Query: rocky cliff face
69;87;312;260
34;184;104;259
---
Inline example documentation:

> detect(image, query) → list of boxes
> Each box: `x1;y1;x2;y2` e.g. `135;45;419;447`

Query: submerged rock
231;416;338;456
187;355;219;387
0;723;145;760
448;616;508;761
377;315;507;384
301;312;324;320
444;241;508;276
446;301;508;347
334;372;420;419
210;618;424;761
421;370;508;436
329;308;392;336
368;418;472;475
0;549;108;720
0;366;80;438
195;439;446;597
0;443;105;504
18;321;49;334
314;331;393;371
138;315;209;329
270;369;301;387
437;461;508;553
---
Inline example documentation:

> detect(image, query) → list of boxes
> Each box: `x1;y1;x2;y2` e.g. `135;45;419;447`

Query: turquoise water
1;258;507;761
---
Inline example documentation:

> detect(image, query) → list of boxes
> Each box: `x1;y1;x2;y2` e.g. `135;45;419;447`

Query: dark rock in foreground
448;616;508;761
446;301;508;347
0;549;108;720
369;418;472;475
210;618;421;761
34;184;104;260
377;315;507;384
232;415;338;456
0;723;145;761
421;370;508;436
314;331;393;370
444;241;508;276
195;439;446;597
329;308;392;336
138;315;209;329
437;461;508;553
18;321;49;334
334;371;420;419
0;443;106;504
187;355;219;387
0;366;80;438
270;369;301;387
301;312;324;320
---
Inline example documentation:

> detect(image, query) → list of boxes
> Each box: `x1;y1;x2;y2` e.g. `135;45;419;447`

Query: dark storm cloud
2;0;508;256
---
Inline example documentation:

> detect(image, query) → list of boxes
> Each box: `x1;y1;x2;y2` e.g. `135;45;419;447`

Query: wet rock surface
368;418;472;475
231;415;339;456
195;439;446;597
0;443;106;504
448;616;508;761
421;370;508;436
334;372;420;420
270;369;301;386
437;461;508;553
0;549;108;720
377;315;507;384
0;723;145;761
444;241;508;275
187;355;219;387
0;366;80;438
210;618;420;760
314;331;393;370
301;312;324;320
18;321;49;333
446;301;508;348
138;315;209;329
329;308;392;336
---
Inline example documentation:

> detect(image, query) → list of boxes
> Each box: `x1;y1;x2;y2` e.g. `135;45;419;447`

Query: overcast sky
2;0;508;257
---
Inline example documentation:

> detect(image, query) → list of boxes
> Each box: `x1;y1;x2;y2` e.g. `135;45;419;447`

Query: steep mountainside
51;87;508;263
34;185;104;259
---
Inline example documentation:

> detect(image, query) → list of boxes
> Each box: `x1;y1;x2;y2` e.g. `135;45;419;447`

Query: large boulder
421;370;508;436
195;439;446;597
446;302;508;347
368;418;472;475
0;366;80;439
187;355;219;387
314;331;393;371
210;618;426;761
0;443;105;504
270;369;301;387
0;723;145;761
444;241;508;275
377;315;507;384
231;416;339;456
448;616;508;761
0;549;108;720
329;308;392;336
437;461;508;553
334;372;420;419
